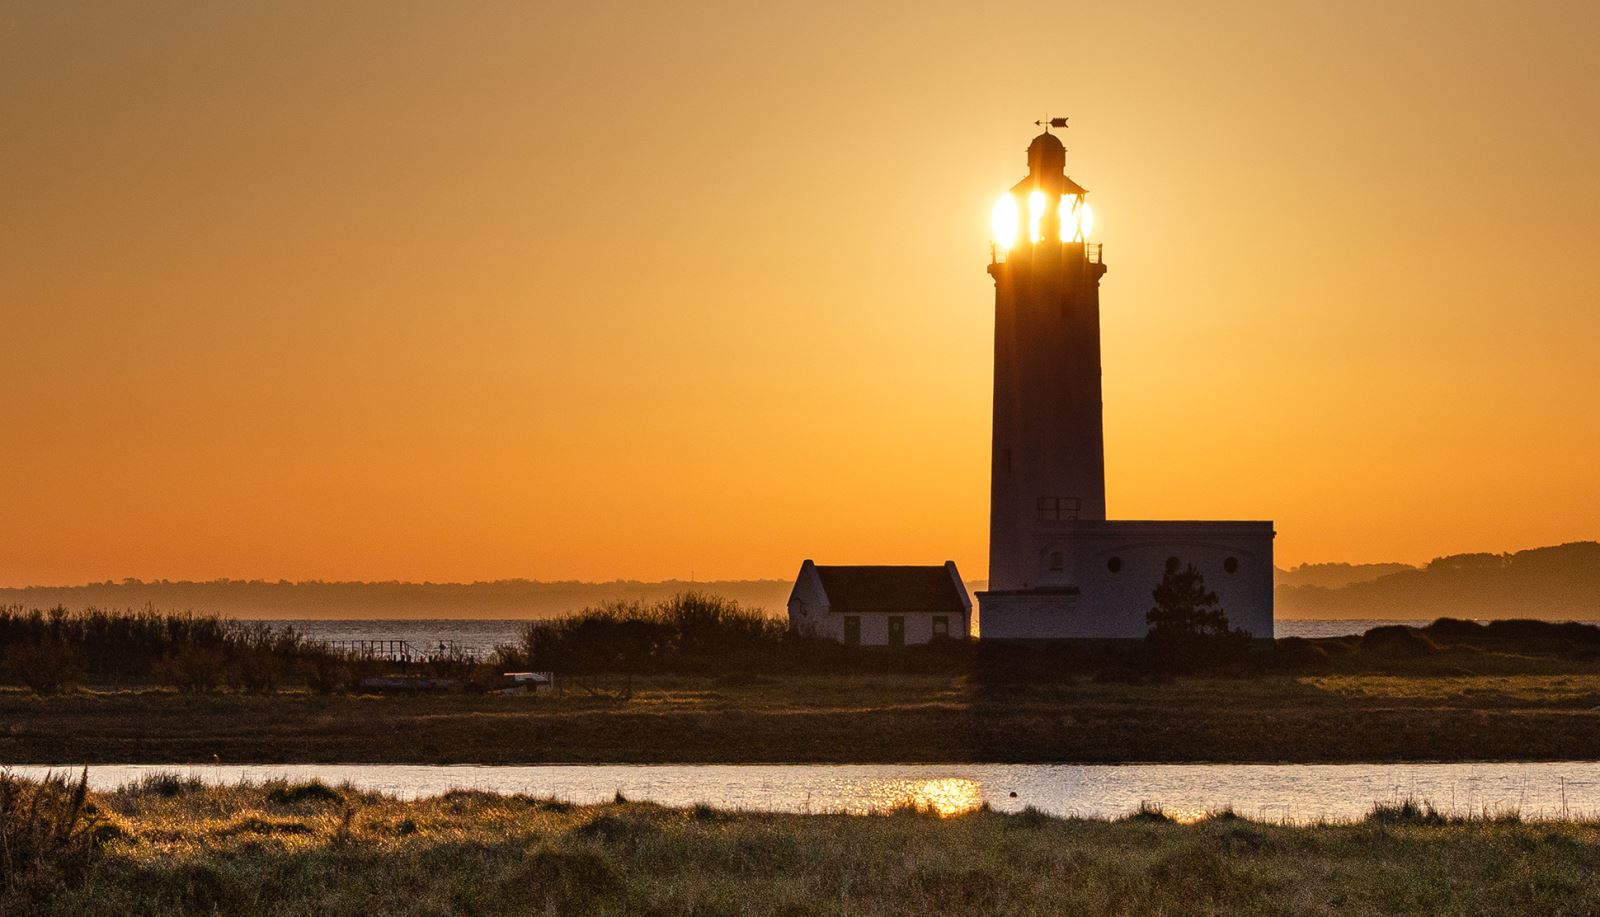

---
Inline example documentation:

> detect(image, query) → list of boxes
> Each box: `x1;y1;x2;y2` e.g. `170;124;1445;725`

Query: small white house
787;560;972;646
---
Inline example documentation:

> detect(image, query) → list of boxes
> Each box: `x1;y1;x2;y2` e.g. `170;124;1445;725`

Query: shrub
0;638;82;694
521;592;794;676
1359;626;1439;658
0;606;350;691
156;644;228;693
1144;561;1250;673
299;653;346;695
1268;637;1332;673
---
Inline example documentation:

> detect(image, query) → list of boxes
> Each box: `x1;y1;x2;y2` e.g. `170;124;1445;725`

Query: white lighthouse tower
977;124;1276;640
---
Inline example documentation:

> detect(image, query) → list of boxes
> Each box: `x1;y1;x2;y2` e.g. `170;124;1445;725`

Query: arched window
1224;556;1239;574
1106;556;1122;574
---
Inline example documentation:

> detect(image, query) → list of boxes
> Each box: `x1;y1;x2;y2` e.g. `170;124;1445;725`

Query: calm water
255;618;1436;656
11;763;1600;824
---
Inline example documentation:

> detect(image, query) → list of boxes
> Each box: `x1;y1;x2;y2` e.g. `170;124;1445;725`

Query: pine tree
1145;558;1248;671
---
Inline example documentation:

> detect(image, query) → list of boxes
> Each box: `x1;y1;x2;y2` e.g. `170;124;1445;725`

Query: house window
932;616;949;639
1224;556;1239;574
843;616;861;647
1049;551;1063;571
1037;496;1081;521
887;616;905;648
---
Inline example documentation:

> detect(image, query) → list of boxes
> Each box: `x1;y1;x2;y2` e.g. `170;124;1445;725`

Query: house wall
980;520;1274;639
788;606;963;646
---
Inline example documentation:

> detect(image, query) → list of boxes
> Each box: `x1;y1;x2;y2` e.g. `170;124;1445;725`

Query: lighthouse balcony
989;241;1103;266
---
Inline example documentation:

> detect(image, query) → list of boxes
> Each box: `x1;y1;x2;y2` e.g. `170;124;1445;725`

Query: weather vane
1035;116;1069;133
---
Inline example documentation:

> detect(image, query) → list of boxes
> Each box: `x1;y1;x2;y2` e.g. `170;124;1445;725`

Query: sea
248;618;1439;658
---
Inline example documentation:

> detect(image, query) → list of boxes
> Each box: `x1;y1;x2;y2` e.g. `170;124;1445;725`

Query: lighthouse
987;129;1108;592
977;125;1276;640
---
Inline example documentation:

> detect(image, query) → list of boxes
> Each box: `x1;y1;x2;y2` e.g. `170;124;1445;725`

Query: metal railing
990;241;1104;265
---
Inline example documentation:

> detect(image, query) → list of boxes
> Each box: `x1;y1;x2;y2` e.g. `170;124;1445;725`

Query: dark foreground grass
5;672;1600;764
7;777;1599;916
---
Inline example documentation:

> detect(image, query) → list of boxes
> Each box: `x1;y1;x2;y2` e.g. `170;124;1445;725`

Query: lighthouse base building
976;520;1274;640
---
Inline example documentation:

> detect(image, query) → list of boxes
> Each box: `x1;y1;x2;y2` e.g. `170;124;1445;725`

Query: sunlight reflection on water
9;762;1600;824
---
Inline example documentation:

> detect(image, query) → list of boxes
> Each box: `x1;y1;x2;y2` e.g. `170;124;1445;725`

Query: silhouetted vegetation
1144;560;1251;673
6;778;1599;915
507;592;974;679
0;577;798;622
0;606;471;694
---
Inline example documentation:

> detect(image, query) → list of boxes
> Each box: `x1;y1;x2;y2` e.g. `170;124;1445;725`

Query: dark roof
813;565;967;615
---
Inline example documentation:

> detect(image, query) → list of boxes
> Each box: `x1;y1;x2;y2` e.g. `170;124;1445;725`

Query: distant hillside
1277;542;1600;620
1274;562;1417;590
0;579;797;620
7;542;1594;622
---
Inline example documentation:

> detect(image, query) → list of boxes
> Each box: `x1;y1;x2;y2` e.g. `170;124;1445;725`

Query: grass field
4;672;1600;764
7;776;1598;915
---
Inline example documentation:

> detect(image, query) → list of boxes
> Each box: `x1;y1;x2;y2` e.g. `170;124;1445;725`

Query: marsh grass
8;778;1600;915
0;769;101;904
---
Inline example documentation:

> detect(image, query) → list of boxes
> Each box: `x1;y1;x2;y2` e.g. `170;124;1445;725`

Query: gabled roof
808;563;969;615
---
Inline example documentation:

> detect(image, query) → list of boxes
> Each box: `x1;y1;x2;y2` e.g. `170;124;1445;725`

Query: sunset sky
3;1;1597;587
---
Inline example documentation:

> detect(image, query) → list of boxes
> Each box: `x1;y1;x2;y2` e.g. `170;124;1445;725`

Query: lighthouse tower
987;130;1108;592
978;125;1276;640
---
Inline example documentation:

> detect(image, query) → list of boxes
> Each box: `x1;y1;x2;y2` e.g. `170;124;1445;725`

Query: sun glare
991;194;1018;249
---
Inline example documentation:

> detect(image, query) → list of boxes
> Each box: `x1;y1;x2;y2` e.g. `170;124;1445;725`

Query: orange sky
2;2;1597;587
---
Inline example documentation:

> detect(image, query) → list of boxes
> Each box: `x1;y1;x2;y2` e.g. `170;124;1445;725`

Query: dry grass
8;778;1600;915
4;672;1600;764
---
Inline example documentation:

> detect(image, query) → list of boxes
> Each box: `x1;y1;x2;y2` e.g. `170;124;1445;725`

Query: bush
0;605;351;691
522;593;795;676
156;644;228;693
265;780;343;806
0;638;82;694
1359;626;1439;658
1268;637;1332;674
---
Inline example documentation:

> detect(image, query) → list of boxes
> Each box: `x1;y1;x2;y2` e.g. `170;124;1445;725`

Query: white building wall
789;608;964;646
980;520;1274;640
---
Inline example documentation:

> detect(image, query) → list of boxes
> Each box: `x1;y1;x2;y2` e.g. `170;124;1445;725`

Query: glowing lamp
1027;190;1048;244
991;193;1019;250
1057;195;1095;242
